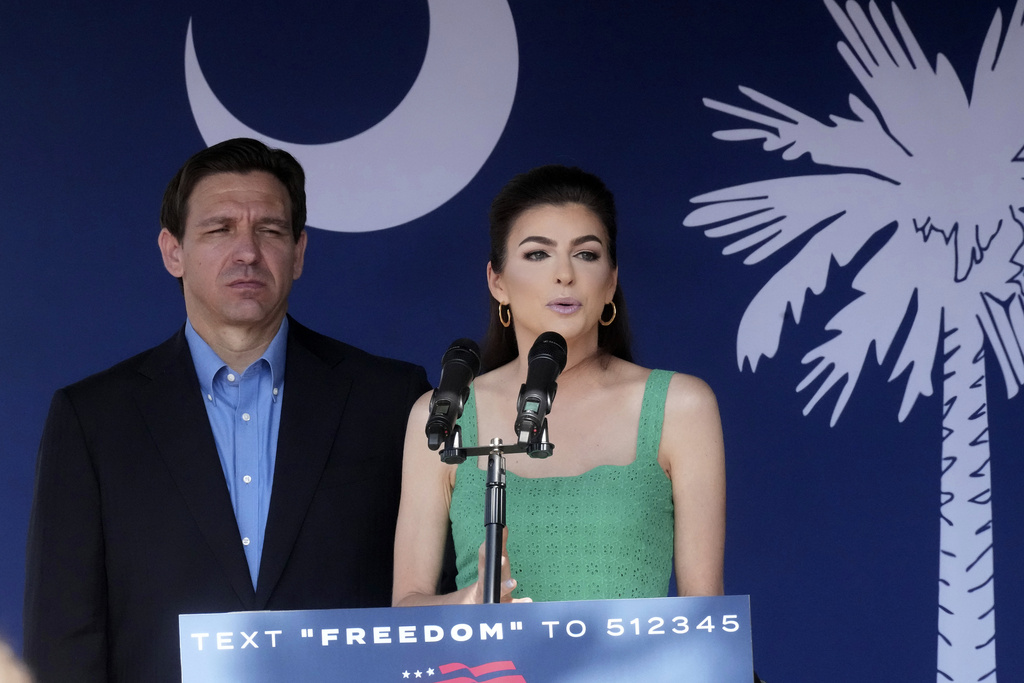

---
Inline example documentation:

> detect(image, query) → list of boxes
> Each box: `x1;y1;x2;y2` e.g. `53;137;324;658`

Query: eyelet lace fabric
449;370;675;601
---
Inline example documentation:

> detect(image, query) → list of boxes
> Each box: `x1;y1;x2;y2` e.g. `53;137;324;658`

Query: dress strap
636;370;675;462
457;384;480;451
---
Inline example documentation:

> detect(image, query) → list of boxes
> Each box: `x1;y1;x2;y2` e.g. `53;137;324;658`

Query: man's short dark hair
160;138;307;242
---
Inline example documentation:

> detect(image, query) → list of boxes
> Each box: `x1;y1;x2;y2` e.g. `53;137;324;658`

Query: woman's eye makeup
519;248;604;262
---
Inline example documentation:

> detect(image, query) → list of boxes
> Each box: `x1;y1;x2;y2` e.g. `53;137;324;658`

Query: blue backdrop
2;2;1023;681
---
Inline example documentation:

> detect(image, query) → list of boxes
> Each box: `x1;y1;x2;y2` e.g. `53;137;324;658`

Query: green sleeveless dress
449;369;675;601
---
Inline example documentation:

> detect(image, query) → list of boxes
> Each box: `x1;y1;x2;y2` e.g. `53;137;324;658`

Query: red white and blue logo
400;660;527;682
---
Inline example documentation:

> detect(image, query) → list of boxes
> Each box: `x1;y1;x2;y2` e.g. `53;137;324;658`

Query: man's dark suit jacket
23;318;431;682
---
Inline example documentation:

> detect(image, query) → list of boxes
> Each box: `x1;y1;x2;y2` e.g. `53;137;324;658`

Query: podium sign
180;595;752;682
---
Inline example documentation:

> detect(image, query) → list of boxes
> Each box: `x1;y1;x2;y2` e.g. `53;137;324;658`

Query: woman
393;165;725;605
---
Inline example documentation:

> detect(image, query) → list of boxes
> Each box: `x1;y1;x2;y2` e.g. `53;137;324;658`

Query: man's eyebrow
194;215;233;227
193;215;291;228
254;217;291;229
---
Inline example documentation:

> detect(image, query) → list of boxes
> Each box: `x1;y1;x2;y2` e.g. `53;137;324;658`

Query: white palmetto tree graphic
684;1;1024;680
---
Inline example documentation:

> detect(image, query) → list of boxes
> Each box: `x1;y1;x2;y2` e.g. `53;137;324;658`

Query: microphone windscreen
441;338;481;374
528;331;567;373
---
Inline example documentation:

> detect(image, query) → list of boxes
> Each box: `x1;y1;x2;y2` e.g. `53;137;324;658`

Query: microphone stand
440;425;553;604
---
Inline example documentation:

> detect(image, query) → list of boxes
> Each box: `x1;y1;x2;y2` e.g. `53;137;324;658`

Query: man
23;138;431;681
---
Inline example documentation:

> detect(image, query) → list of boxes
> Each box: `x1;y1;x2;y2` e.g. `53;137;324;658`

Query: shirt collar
185;317;289;396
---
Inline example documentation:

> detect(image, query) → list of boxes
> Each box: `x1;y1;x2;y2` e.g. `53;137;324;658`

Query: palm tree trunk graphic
938;311;997;682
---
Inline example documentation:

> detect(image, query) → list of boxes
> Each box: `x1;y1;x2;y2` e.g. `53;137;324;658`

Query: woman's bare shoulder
665;371;719;413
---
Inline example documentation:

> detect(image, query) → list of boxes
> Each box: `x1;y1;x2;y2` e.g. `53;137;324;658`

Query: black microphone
425;338;481;451
514;332;568;445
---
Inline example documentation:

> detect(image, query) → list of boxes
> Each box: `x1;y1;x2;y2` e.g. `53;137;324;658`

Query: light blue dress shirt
185;318;288;590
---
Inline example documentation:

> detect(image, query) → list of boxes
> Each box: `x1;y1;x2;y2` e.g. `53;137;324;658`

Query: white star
426;668;435;676
402;673;410;680
414;671;423;679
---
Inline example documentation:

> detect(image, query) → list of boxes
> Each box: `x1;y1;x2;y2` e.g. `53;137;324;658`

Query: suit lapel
256;326;352;606
135;330;258;609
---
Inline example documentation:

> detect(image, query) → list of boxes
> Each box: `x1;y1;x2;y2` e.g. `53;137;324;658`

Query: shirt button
242;537;250;546
206;394;213;402
227;373;236;382
243;475;252;484
273;387;279;396
242;413;251;422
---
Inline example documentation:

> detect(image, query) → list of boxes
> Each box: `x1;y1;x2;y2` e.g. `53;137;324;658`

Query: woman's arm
660;373;726;597
392;391;518;606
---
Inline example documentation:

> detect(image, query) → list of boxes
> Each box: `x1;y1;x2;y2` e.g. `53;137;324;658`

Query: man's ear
158;228;184;278
292;229;308;280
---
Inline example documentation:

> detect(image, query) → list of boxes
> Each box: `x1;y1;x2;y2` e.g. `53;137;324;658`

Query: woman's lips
547;298;581;314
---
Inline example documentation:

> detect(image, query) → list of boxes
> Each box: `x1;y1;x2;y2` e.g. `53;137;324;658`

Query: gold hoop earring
499;303;512;328
599;301;616;326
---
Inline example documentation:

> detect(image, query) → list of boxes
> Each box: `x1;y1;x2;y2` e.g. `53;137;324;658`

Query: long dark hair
480;165;633;371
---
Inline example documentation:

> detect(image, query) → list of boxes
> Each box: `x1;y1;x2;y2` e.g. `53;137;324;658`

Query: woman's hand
471;527;531;604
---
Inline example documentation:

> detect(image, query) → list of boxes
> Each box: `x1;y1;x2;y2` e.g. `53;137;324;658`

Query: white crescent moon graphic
185;1;518;233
